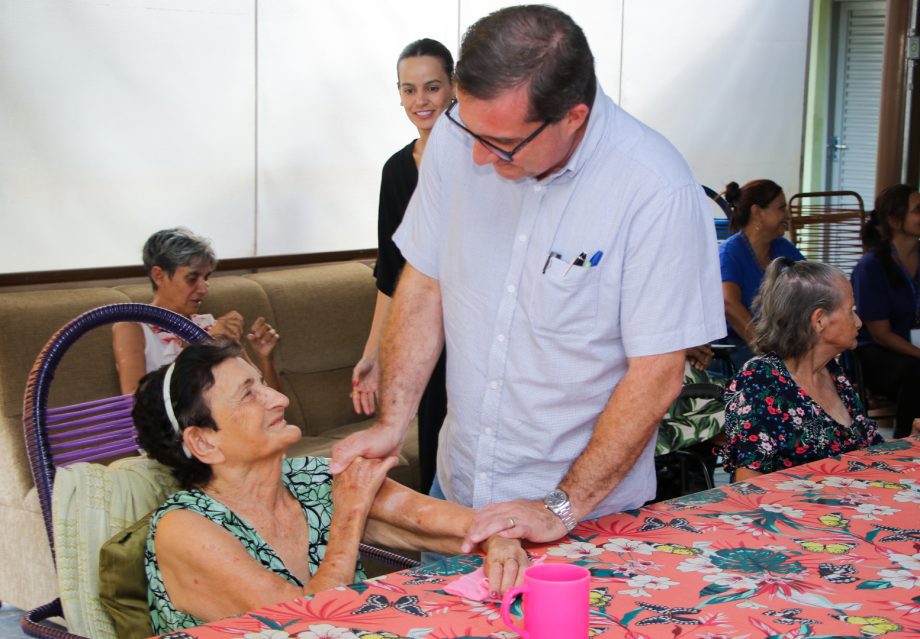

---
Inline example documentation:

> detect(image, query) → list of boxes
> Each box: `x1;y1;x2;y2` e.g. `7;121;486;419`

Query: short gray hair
142;227;217;291
752;258;846;359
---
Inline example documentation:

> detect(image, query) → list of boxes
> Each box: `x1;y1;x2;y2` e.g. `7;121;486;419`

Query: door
826;0;886;205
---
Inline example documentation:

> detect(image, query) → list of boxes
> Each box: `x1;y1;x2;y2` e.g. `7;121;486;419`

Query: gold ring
508;517;515;529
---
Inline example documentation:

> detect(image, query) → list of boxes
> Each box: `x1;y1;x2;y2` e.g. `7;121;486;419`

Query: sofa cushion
246;263;375;374
0;287;132;507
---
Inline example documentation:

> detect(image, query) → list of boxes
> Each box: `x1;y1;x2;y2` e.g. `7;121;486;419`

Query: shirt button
518;234;527;243
496;334;505;342
533;184;543;192
507;284;516;294
484;427;493;436
480;472;489;480
489;380;500;390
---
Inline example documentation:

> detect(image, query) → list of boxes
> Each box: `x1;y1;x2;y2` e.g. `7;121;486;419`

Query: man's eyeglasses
444;101;552;163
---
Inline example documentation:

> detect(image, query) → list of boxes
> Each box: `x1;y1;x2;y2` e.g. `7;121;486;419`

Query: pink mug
500;563;590;639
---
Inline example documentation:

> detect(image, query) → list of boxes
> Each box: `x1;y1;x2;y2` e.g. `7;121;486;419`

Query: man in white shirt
333;4;724;549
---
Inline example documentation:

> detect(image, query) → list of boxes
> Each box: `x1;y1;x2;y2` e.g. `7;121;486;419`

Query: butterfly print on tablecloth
402;572;445;586
818;562;858;584
352;594;426;617
637;516;702;534
730;482;766;495
847;460;902;473
765;608;820;625
874;524;920;542
635;602;702;625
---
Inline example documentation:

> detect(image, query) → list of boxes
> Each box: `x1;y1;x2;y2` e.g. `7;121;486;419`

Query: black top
375;140;418;296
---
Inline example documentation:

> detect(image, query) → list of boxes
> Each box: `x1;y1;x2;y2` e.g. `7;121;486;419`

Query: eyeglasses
444;101;552;163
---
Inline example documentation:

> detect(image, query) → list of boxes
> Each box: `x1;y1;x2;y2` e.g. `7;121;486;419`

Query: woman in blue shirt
718;180;805;370
851;184;920;438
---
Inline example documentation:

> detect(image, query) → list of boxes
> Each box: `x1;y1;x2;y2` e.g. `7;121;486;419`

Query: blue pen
589;250;604;267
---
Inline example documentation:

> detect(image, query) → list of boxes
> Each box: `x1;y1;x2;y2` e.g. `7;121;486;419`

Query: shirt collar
537;80;613;185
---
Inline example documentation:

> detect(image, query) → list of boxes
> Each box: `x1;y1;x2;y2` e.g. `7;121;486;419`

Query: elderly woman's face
816;277;862;353
204;357;299;460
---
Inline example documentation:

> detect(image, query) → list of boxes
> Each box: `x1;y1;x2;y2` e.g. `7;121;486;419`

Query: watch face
545;489;568;508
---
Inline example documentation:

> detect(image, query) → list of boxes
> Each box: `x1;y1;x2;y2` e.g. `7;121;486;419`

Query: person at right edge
332;5;725;550
851;184;920;438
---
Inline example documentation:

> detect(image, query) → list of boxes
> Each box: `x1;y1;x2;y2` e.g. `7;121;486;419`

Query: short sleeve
721;357;796;475
852;255;892;323
619;183;726;356
375;144;417;296
393;119;449;280
720;236;745;285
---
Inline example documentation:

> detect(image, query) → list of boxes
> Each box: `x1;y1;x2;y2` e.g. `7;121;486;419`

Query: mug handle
500;585;529;639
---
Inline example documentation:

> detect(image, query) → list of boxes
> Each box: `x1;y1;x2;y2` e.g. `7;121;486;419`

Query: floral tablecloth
158;437;920;639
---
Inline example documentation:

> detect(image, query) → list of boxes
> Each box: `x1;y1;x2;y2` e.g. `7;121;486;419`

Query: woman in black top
352;39;454;492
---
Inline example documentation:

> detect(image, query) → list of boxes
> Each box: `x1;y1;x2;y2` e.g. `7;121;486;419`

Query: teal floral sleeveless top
145;456;366;634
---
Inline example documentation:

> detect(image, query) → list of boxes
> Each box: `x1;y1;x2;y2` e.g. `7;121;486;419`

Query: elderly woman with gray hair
721;258;883;480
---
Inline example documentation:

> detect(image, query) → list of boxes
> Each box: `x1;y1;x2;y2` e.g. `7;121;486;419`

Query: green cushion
98;513;154;639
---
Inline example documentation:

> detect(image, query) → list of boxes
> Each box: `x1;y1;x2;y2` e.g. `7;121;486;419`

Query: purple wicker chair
20;303;417;639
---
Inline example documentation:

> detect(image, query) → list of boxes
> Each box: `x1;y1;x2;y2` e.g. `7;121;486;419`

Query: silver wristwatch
543;488;578;531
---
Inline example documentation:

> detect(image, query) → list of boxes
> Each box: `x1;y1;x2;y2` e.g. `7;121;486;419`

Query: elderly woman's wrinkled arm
363;479;529;595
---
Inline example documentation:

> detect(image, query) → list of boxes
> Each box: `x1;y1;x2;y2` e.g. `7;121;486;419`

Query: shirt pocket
529;259;600;335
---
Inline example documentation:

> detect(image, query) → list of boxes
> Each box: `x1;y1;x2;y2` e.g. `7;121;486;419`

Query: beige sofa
0;261;418;611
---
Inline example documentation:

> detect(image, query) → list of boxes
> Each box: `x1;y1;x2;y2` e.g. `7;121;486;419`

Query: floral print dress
721;352;883;476
145;456;366;635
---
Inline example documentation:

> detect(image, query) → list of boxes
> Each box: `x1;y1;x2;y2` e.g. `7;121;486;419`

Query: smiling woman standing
351;39;454;493
113;227;281;394
718;180;805;370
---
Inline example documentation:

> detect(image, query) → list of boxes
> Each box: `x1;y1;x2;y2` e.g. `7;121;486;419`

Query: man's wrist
543;488;578;531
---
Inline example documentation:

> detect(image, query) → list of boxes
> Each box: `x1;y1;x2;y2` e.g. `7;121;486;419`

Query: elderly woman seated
133;339;527;635
721;258;883;480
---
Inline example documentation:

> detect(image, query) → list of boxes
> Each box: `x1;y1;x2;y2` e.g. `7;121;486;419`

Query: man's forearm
377;264;445;431
558;351;685;519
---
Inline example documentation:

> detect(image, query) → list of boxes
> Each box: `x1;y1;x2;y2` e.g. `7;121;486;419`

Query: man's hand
461;498;568;553
351;354;380;416
912;418;920;436
330;423;405;475
246;316;280;360
212;311;245;342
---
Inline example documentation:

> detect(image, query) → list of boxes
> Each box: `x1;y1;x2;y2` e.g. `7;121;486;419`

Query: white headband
163;361;192;458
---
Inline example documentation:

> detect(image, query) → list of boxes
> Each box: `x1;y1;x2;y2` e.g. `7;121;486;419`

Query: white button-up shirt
395;84;725;518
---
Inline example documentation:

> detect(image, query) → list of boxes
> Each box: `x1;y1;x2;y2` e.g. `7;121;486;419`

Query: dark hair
143;227;217;291
752;258;846;359
724;179;784;232
862;183;918;288
397;38;454;80
455;5;596;123
133;338;240;489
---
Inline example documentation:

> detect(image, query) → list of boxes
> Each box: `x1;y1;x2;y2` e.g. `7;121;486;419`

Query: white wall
0;0;811;273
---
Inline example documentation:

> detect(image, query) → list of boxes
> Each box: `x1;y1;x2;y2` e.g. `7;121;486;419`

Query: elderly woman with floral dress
721;258;883;480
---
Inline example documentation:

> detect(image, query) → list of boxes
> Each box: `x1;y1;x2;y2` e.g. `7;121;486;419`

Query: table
162;437;920;639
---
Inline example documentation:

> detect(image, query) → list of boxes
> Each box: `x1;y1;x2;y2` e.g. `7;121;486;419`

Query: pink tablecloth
159;437;920;639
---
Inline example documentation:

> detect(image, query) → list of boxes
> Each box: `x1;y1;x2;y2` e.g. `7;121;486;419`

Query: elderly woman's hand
212;311;245;342
480;536;529;598
247;316;280;360
332;456;399;514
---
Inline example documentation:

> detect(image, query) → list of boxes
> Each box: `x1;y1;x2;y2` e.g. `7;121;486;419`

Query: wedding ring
508;517;515;529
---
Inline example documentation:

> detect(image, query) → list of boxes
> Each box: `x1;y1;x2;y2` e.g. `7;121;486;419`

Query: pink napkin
444;555;545;602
